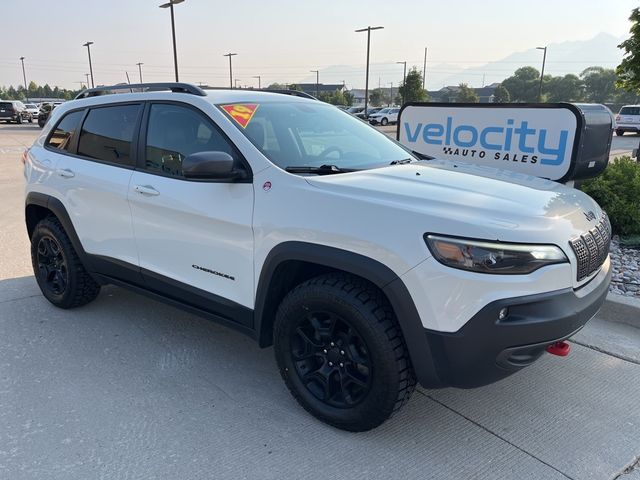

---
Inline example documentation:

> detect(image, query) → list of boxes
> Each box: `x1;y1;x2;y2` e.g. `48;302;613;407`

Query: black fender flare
254;242;442;387
25;192;91;267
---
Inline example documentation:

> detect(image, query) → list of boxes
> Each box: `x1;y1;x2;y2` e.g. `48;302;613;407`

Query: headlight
424;234;567;274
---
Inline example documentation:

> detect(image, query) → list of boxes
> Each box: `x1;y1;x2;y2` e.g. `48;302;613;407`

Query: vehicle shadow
0;275;638;479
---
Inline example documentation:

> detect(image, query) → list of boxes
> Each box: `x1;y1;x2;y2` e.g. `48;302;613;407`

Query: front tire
31;216;101;308
616;129;624;136
274;273;415;431
381;117;389;126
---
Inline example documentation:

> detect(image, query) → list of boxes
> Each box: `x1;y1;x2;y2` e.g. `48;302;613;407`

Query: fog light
498;308;508;320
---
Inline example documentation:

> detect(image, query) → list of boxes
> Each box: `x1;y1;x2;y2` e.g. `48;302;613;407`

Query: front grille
569;212;611;282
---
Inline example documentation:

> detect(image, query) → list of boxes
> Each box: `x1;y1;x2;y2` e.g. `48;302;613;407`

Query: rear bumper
616;125;640;132
417;261;611;389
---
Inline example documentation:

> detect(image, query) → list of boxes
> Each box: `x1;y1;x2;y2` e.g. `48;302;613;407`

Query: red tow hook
546;341;571;357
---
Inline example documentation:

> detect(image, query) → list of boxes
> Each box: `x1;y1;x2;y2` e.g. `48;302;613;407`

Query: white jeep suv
24;83;611;431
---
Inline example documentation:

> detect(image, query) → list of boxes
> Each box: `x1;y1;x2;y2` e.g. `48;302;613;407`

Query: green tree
318;89;350;106
266;82;286;89
581;66;617;103
398;67;427;104
545;74;585;102
501;66;541;102
343;90;354;106
617;7;640;93
455;83;479;102
492;84;510;103
369;88;386;107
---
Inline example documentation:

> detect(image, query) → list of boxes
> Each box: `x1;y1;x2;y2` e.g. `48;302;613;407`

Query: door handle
56;168;75;179
134;185;160;196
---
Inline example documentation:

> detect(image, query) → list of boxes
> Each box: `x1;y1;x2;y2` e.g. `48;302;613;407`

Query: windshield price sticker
220;104;259;128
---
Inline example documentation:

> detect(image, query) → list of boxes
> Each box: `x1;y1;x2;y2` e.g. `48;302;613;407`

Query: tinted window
0;102;13;109
145;104;235;177
620;107;640;115
77;104;141;166
46;110;84;151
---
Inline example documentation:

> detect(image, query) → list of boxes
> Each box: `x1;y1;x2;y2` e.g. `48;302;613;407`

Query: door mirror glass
182;151;244;180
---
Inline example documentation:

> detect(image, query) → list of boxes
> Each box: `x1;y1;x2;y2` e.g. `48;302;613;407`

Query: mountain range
300;33;626;91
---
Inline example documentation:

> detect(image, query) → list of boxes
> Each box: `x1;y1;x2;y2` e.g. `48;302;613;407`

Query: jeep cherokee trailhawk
24;83;612;431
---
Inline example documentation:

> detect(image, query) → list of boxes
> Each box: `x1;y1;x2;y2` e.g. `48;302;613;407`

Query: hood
304;161;602;244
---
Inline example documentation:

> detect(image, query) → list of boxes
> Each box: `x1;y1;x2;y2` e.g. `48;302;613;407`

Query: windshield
222;101;414;172
25;104;37;109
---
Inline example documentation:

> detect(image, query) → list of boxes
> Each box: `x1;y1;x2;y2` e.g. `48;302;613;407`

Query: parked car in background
346;106;365;117
0;100;32;124
24;103;40;118
368;107;400;126
615;105;640;135
355;107;383;120
37;103;56;128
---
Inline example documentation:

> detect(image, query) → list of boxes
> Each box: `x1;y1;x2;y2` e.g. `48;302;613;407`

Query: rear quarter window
46;110;84;151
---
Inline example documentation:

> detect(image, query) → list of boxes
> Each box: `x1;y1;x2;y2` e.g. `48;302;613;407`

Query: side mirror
182;151;246;180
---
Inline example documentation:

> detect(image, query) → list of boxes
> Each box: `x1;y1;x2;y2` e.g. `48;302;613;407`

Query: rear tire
274;273;415;431
16;115;22;124
31;216;101;309
616;129;624;136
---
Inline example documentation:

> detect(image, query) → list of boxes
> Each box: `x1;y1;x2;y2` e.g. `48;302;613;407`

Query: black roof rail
75;82;207;99
198;86;318;101
260;89;318;100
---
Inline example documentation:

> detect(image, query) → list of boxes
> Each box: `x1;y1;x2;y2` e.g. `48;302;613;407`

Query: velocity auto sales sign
398;104;579;181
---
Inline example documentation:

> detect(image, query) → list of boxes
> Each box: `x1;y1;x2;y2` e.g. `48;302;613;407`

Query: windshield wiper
285;164;357;175
390;158;413;165
411;150;435;160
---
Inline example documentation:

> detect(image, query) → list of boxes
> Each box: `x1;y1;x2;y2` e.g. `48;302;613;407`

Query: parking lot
1;122;639;480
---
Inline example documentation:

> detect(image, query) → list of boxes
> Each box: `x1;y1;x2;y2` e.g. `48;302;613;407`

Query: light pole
159;0;184;82
253;75;261;89
537;46;547;102
19;57;28;101
224;53;237;88
355;25;384;115
83;42;94;88
397;61;407;105
423;47;428;91
310;69;319;98
136;62;144;83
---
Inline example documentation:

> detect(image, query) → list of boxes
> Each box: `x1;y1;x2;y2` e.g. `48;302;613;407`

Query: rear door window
77;104;142;166
46;110;84;151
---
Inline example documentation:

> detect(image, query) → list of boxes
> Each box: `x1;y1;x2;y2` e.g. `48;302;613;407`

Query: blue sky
1;0;637;90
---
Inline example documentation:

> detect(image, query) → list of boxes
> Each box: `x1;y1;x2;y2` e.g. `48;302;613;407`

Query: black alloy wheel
36;235;68;296
291;310;372;408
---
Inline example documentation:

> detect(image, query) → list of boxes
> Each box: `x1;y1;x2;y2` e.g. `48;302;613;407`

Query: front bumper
418;260;611;388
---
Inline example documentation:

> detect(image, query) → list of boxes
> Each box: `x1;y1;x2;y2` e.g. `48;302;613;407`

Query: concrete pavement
1;123;639;480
